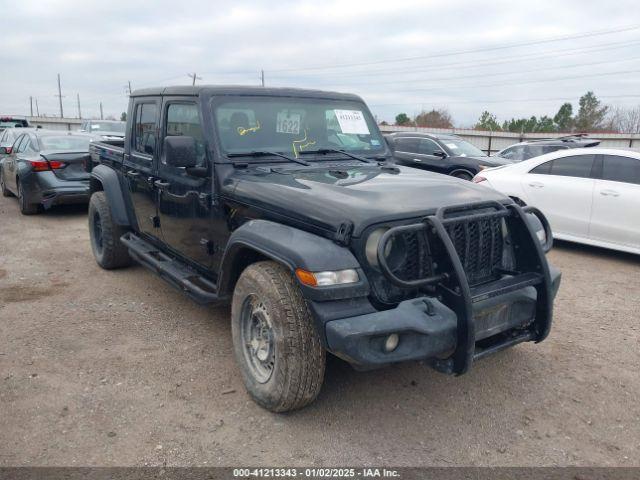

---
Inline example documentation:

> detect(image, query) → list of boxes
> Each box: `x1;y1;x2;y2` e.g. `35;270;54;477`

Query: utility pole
125;80;132;95
99;102;104;120
187;72;202;86
56;73;65;118
261;69;265;87
35;98;40;116
30;96;33;116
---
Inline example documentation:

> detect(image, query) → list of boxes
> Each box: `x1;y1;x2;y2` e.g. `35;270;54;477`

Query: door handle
413;158;423;162
125;170;140;178
600;189;620;197
528;182;544;188
154;180;171;189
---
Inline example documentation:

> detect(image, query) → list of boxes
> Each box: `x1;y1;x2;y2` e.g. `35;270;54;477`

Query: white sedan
473;148;640;255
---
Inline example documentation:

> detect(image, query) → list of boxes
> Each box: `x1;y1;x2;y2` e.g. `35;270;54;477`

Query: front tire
88;191;132;269
451;170;473;181
17;180;38;215
231;261;325;412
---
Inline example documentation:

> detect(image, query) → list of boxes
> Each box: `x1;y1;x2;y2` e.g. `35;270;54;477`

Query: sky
1;0;639;127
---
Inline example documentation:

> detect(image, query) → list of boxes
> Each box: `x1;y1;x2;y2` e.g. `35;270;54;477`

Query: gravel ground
0;196;639;467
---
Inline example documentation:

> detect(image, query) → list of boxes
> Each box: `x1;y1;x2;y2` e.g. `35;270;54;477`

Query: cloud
0;0;639;125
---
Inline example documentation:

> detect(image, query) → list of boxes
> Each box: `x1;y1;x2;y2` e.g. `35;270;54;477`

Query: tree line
390;92;640;134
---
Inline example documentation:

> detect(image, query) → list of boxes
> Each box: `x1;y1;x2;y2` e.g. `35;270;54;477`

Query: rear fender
218;220;369;302
90;164;132;227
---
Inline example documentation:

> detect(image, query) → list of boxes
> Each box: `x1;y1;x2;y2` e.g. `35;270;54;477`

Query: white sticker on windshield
334;109;370;135
446;143;458;149
276;111;301;135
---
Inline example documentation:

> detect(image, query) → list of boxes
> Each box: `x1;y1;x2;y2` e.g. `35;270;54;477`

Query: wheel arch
217;220;367;301
90;164;131;227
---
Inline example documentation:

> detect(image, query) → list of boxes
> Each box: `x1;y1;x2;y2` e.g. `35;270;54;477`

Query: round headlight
365;228;407;272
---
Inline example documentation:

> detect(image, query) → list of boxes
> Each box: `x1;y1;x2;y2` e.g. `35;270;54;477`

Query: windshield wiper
227;150;310;166
298;148;375;163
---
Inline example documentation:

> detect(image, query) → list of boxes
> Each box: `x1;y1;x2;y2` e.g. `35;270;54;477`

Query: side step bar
120;233;219;305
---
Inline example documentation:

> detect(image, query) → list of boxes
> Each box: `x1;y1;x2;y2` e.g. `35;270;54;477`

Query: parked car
385;132;512;180
86;85;560;412
494;135;600;162
79;120;126;140
474;148;640;255
0;130;92;214
0;116;30;132
0;127;35;160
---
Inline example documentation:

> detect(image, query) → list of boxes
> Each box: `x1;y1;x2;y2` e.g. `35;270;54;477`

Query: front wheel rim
240;294;276;384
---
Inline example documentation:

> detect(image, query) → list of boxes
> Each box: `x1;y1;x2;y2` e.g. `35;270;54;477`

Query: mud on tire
88;191;132;269
231;261;326;412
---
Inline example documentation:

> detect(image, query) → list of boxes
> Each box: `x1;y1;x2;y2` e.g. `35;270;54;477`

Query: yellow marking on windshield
237;120;261;136
292;129;316;158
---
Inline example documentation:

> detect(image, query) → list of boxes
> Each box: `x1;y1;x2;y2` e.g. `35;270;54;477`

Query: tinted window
165;103;206;166
549;155;595;178
39;136;90;151
395;137;419;153
133;103;158;155
602;155;640;185
530;161;552;175
418;138;444;156
15;135;28;153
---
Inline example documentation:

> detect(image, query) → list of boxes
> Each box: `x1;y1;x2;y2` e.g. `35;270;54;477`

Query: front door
122;99;160;239
156;100;214;269
590;154;640;248
521;154;597;238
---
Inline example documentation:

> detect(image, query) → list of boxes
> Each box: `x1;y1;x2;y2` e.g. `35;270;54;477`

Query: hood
224;163;510;237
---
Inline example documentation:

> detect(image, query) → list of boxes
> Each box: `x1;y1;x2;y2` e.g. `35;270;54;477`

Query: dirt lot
0;195;638;467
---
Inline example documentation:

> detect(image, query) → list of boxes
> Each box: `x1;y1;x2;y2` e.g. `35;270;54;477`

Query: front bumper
22;171;89;208
323;264;561;371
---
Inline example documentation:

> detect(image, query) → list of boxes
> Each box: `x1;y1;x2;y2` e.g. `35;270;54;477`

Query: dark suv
495;135;600;162
87;85;561;412
386;132;511;181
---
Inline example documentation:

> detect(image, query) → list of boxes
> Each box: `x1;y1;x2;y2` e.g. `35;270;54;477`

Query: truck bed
88;140;125;172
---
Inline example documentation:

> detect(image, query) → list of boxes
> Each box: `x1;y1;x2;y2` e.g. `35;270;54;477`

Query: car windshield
89;121;125;133
214;96;385;158
441;138;486;157
39;135;91;151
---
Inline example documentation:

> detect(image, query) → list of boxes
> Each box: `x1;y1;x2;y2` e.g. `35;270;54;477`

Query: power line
266;24;640;73
368;94;640;107
269;39;640;80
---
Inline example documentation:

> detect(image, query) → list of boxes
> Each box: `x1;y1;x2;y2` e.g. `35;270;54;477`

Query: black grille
445;216;503;286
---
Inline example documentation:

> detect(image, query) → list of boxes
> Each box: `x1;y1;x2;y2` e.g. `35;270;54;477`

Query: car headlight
365;227;407;271
295;268;359;287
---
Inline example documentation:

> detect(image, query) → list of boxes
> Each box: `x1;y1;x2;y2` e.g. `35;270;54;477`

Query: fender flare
218;220;368;301
90;164;131;227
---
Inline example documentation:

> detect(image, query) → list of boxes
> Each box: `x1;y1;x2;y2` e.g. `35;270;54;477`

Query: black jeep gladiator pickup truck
87;85;561;412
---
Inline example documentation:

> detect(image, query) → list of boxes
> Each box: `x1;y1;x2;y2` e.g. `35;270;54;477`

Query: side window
601;155;640;185
165;103;206;166
541;145;567;155
133;103;158;156
24;136;38;153
418;138;444;156
529;161;552;175
395;138;419;153
500;146;525;161
549;155;595;179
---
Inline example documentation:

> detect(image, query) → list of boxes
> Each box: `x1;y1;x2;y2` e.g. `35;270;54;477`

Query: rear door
521;154;596;238
5;134;28;191
589;154;640;248
122;99;161;239
156;99;214;268
392;137;447;173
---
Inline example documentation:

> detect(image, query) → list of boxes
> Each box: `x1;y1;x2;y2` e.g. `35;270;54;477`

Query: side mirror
163;136;197;168
433;150;447;158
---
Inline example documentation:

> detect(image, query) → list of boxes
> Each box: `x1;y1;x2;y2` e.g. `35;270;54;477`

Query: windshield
89;121;125;133
39;135;91;151
214;96;384;158
441;138;486;157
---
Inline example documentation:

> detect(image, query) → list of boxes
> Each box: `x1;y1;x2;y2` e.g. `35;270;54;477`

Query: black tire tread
89;191;132;269
18;180;38;215
232;261;325;412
